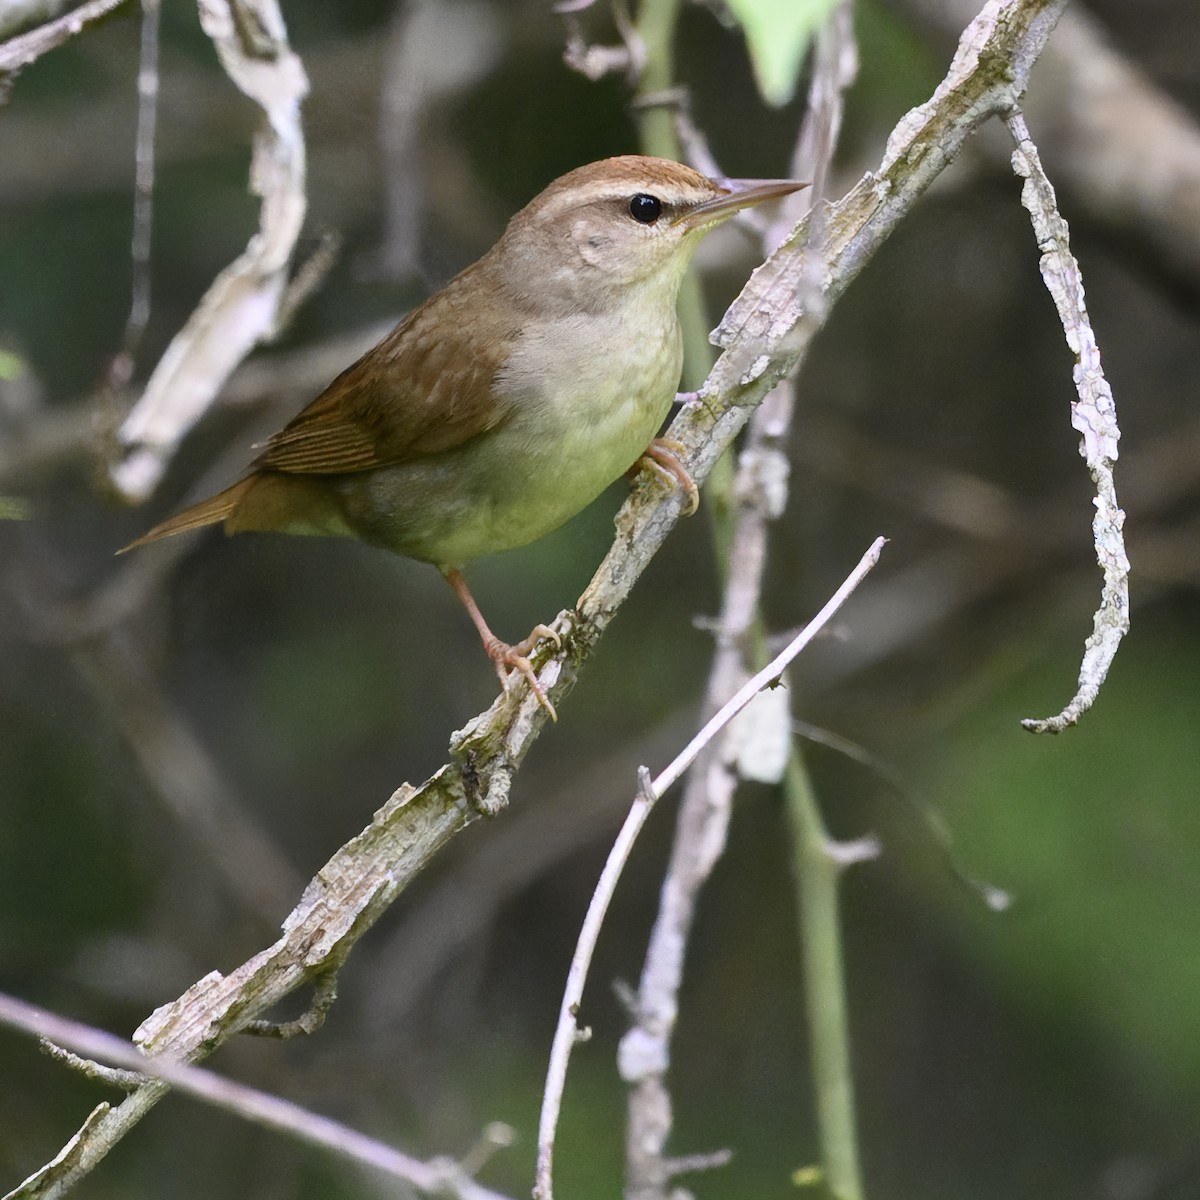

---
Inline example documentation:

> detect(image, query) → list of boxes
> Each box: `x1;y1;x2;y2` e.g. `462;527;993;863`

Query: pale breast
491;306;682;514
337;304;683;566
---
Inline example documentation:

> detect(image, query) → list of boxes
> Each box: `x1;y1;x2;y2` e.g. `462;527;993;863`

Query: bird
121;156;804;718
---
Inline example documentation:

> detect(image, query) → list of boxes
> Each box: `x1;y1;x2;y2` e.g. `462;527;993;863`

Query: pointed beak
673;177;808;231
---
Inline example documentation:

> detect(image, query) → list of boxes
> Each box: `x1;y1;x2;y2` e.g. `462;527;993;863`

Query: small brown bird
122;156;803;717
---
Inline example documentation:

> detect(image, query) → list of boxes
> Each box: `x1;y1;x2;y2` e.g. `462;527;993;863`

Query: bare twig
792;719;1013;911
0;992;514;1200
111;0;309;502
39;1043;144;1091
243;968;338;1039
0;0;128;84
1006;110;1129;733
535;538;887;1200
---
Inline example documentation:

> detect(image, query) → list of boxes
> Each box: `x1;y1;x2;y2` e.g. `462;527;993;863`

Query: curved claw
511;622;562;657
634;438;699;515
488;636;558;722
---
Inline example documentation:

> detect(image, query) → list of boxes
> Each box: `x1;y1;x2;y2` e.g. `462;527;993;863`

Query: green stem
786;749;864;1200
633;0;682;157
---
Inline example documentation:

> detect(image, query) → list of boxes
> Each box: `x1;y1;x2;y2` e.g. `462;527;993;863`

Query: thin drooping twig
1006;110;1129;733
0;992;513;1200
111;0;308;502
534;539;887;1200
7;3;1070;1194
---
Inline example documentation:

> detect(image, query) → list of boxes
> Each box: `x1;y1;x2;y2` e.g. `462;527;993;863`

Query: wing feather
255;261;521;476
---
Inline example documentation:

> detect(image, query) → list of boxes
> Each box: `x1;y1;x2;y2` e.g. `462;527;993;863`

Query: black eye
628;193;662;224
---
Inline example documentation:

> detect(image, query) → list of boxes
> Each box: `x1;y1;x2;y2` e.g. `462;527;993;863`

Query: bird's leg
441;567;560;721
631;437;699;515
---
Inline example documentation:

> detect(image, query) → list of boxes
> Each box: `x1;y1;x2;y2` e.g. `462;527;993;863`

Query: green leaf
725;0;839;107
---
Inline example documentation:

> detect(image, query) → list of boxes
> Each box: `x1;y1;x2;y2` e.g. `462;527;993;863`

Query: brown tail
117;476;255;554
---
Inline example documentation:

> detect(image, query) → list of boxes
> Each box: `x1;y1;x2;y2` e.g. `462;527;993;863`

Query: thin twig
534;538;886;1200
39;1043;144;1091
1006;110;1129;733
0;0;129;83
0;992;514;1200
792;719;1012;912
115;0;159;377
243;968;338;1039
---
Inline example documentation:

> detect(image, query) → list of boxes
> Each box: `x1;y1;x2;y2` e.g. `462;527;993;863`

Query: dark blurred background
2;1;1199;1197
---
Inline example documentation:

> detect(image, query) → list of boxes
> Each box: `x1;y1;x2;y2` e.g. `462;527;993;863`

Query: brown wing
255;264;519;476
